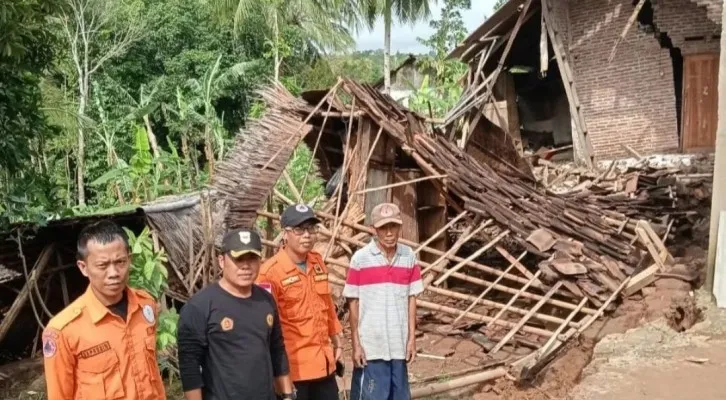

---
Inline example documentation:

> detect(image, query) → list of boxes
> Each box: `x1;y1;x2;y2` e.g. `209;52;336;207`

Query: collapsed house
447;0;722;166
0;78;701;395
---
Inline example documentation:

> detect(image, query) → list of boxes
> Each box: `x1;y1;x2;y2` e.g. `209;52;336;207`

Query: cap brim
284;216;321;228
229;249;262;258
373;217;403;228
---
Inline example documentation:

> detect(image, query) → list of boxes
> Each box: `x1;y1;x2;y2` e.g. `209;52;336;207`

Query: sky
354;1;498;54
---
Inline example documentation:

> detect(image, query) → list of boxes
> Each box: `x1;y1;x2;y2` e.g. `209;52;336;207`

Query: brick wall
654;0;721;55
568;0;680;158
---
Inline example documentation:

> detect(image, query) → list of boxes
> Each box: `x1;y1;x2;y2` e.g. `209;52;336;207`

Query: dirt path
571;290;726;400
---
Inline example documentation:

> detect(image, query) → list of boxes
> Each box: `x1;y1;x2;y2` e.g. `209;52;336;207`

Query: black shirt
108;292;128;321
177;283;289;400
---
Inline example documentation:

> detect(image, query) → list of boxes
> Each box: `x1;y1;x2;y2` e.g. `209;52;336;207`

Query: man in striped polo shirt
343;202;424;400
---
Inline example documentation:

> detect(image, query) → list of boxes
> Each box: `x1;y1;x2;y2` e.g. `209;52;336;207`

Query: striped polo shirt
343;240;424;361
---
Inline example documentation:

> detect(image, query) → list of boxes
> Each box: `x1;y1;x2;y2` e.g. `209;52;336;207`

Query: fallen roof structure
244;78;677;389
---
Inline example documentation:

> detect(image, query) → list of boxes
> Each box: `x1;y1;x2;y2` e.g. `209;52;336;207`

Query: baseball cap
221;229;262;258
280;204;320;228
370;203;402;228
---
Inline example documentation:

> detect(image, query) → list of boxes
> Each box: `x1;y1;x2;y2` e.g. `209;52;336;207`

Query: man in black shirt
178;229;295;400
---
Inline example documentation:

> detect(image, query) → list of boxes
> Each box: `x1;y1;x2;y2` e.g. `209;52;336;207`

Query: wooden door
682;54;719;152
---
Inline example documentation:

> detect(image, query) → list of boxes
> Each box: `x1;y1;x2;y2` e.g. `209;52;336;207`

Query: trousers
350;360;410;400
294;373;339;400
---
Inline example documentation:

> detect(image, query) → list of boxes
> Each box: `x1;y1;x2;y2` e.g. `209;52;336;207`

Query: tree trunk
383;5;392;95
76;86;87;207
204;127;215;180
274;10;280;83
143;115;161;158
706;6;726;293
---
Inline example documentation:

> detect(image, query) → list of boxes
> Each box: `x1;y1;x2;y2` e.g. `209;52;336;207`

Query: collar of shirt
366;239;402;259
82;285;141;324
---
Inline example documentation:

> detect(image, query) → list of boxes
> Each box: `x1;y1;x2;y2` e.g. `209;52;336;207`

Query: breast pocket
281;281;308;320
76;350;125;400
314;279;331;311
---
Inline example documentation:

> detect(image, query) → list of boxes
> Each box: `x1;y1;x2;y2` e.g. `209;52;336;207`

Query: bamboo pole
282;170;303;203
452;250;526;324
414;211;468;255
490;282;564;354
537;297;588;359
262;80;342;170
323;97;356;260
434;229;510;286
410;368;508;398
417;299;563;339
488;271;544;328
427;285;579;329
353;174;447;195
0;243;55;342
422;220;491;276
608;0;646;63
301;92;336;194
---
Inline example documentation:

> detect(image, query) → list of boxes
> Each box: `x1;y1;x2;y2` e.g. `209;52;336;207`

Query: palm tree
214;0;360;82
360;0;435;94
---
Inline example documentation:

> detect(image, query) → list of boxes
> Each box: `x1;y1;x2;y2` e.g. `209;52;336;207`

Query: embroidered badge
281;275;301;287
313;263;324;274
42;337;57;358
266;313;274;327
313;273;329;282
142;304;155;324
239;231;251;244
79;342;111;359
221;317;234;331
380;205;394;217
295;204;309;212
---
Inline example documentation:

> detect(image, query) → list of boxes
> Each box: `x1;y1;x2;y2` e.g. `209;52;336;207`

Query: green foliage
410;0;470;118
125;227;169;299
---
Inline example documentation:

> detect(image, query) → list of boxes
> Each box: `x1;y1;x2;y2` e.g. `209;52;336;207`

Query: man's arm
177;303;208;400
407;261;424;363
269;304;293;395
343;256;365;367
43;328;76;400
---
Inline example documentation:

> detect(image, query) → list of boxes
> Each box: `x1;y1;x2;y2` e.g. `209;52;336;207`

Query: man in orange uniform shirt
257;204;344;400
42;220;165;400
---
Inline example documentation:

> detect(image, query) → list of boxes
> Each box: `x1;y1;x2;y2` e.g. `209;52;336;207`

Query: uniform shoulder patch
46;305;83;331
142;304;156;324
42;328;61;358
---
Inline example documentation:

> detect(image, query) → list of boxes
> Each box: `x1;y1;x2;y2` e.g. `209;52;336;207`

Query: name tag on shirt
281;275;301;287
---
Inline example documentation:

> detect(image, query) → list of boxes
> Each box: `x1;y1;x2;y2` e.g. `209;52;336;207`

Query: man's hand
406;337;416;364
352;344;367;368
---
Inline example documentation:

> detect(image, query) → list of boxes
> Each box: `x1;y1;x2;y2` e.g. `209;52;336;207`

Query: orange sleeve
257;265;282;301
43;328;76;400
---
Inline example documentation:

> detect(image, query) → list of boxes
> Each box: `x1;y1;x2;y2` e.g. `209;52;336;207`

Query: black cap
221;229;262;258
280;204;320;228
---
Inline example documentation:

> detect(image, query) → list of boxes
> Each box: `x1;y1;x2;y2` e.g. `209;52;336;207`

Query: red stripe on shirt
346;265;422;286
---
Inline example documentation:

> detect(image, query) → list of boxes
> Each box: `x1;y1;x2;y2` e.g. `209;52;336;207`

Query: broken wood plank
608;0;647;63
490;282;564;354
433;229;510;286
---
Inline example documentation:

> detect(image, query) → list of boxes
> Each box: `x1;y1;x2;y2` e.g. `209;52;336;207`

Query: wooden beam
353;174;447;195
0;244;55;343
490;282;564;354
433;229;510;285
540;10;549;75
410;368;508;399
608;0;647;63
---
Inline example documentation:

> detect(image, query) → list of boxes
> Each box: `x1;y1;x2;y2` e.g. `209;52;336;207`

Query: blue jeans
350;360;410;400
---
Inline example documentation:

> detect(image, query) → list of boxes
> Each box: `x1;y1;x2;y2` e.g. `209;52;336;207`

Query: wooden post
0;244;55;343
410;368;508;399
707;6;726;290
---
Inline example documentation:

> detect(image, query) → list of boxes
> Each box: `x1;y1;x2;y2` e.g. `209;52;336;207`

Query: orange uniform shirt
42;286;166;400
257;250;343;382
